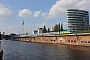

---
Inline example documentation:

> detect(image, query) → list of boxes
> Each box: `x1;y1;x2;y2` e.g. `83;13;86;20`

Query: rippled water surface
1;40;90;60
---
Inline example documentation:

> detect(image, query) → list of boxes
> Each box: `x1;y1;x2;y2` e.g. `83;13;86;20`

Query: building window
74;40;76;42
85;41;87;43
81;41;84;43
71;40;73;42
54;40;55;42
60;40;62;42
88;41;90;43
68;40;70;42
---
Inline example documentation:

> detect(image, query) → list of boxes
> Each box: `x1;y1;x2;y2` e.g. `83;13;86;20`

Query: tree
54;23;63;32
58;23;60;33
60;23;63;31
77;30;90;33
47;27;50;32
43;25;47;33
54;24;59;32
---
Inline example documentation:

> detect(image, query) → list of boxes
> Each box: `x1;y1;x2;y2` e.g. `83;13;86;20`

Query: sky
0;0;90;34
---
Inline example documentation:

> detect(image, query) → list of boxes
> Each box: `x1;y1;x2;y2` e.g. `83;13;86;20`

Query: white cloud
42;12;47;17
0;25;19;34
42;12;48;19
33;11;41;18
36;22;46;27
1;26;18;30
0;3;12;20
46;0;90;19
18;9;32;18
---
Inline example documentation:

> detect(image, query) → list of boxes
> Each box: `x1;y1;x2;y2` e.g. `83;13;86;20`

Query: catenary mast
22;18;24;34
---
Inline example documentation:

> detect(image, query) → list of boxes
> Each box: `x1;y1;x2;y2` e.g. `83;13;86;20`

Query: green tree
43;25;47;33
77;30;90;33
54;23;63;32
60;23;63;31
54;24;59;32
47;27;50;32
58;23;60;33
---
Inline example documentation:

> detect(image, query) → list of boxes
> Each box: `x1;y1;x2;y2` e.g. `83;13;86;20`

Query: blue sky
0;0;89;34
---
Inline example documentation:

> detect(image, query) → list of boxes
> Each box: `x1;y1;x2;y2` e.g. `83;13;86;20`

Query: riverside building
66;9;89;33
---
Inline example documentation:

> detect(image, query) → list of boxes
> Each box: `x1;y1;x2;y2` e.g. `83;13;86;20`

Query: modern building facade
37;28;43;35
66;9;89;33
33;30;37;34
33;28;43;35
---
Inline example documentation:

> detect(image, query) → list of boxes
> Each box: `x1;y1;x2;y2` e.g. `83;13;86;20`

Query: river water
1;40;90;60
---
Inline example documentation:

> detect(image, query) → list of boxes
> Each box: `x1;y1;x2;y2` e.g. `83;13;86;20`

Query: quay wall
14;34;90;46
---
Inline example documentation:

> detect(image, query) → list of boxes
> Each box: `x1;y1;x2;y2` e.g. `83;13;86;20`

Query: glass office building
66;9;89;33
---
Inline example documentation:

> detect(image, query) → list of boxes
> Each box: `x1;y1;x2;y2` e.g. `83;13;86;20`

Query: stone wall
14;35;90;46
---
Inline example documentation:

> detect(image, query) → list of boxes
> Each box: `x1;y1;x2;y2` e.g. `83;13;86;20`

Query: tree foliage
60;24;63;31
54;24;59;32
77;30;90;33
58;23;60;33
43;25;47;33
54;23;63;32
47;27;50;32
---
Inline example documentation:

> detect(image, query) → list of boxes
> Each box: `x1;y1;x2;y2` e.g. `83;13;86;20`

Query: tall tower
22;20;24;34
66;9;89;33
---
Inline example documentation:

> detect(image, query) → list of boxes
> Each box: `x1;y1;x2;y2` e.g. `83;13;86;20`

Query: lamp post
75;26;78;40
22;20;24;34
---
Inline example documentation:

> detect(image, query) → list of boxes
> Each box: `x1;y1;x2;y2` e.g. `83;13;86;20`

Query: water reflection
1;40;90;60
